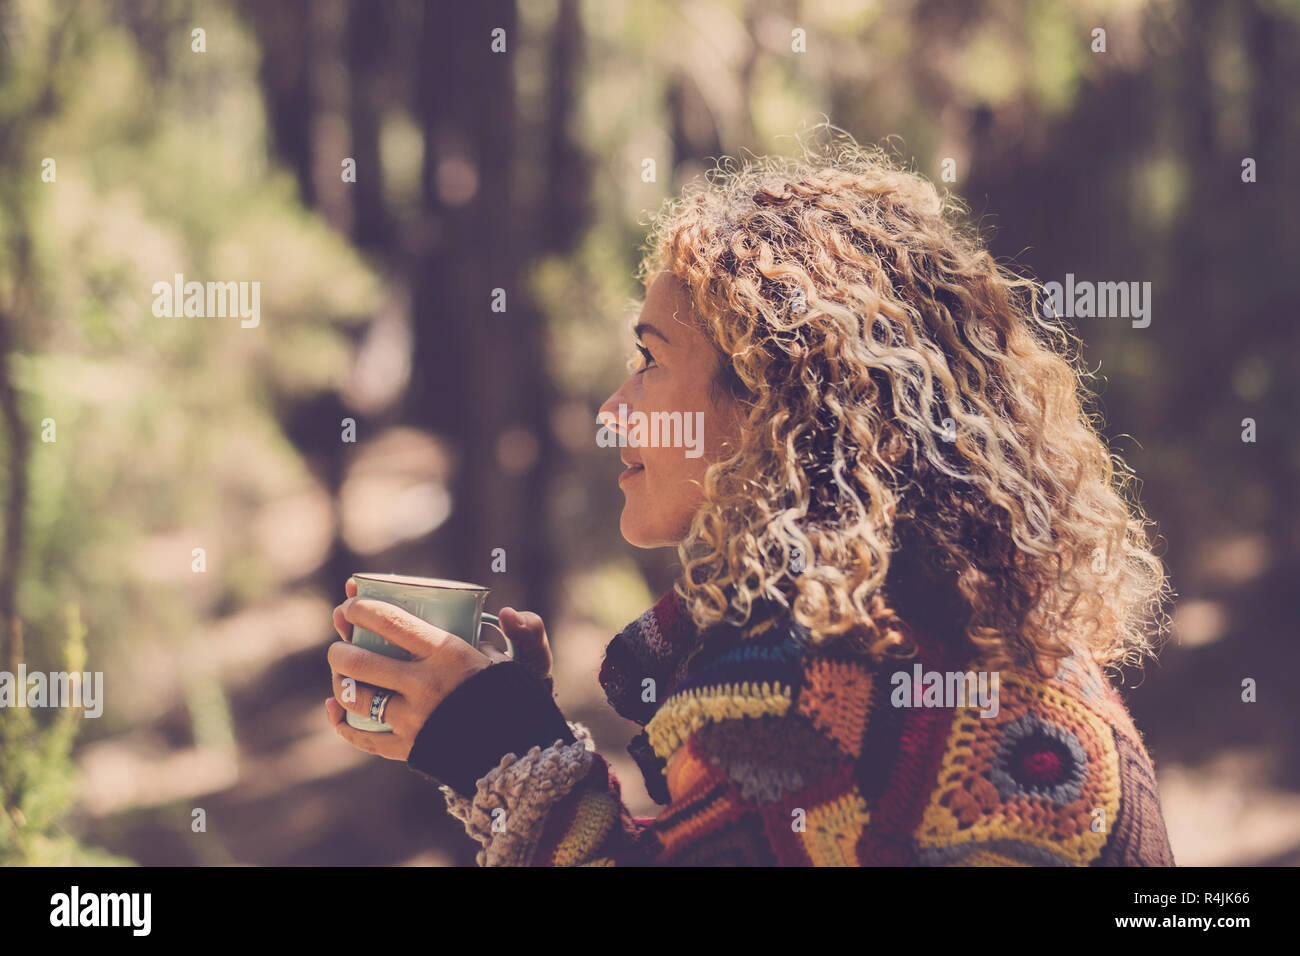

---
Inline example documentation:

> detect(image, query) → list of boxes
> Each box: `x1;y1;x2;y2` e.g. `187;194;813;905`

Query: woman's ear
710;348;748;403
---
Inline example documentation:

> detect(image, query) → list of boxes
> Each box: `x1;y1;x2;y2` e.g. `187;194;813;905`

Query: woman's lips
618;464;645;485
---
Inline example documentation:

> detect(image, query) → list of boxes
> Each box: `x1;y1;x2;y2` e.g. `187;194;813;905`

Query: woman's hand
324;579;553;760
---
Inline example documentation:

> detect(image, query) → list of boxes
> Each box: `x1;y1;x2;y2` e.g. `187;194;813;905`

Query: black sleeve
405;662;577;798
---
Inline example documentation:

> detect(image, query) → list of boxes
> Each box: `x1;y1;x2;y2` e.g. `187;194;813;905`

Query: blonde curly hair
636;125;1172;678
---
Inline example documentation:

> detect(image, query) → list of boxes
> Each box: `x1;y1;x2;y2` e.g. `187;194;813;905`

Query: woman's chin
619;510;651;548
620;509;669;549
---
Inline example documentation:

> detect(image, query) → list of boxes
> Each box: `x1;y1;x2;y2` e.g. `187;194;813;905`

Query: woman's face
598;273;743;548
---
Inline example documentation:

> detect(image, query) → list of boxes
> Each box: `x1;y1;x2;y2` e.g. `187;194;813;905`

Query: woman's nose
598;378;634;433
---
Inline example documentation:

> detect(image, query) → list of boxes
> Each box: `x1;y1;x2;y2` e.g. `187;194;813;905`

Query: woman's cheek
640;458;667;519
656;455;696;531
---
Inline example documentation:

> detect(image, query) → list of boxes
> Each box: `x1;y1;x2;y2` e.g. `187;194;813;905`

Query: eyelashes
635;342;657;373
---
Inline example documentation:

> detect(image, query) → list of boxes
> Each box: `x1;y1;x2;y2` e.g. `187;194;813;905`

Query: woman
325;131;1176;866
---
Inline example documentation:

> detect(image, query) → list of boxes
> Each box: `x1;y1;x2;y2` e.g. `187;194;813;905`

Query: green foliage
0;605;132;864
0;0;382;862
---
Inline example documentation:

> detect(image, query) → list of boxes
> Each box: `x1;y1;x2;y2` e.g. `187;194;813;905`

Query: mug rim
352;572;488;592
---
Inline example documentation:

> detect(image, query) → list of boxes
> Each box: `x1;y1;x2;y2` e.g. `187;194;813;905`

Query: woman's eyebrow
633;322;671;345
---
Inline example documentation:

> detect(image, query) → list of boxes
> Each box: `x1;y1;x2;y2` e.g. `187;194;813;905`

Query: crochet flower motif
989;712;1088;805
915;671;1120;865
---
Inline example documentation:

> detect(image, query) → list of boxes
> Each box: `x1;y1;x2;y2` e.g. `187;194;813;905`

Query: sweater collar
598;587;700;728
598;587;798;727
599;587;797;806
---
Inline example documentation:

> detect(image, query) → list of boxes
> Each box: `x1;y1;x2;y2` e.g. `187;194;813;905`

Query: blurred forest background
1;0;1298;866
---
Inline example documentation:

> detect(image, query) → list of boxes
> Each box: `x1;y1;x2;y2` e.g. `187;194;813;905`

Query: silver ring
370;689;392;725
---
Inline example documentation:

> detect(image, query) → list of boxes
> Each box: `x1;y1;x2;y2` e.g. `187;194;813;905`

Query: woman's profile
325;124;1176;866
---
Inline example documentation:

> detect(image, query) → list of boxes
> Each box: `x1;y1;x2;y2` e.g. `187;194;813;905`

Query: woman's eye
635;342;657;372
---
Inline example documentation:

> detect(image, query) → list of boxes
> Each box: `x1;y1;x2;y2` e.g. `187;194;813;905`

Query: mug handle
479;612;515;660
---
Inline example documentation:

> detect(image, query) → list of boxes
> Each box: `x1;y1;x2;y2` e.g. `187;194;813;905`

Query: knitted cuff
440;721;598;866
406;661;577;797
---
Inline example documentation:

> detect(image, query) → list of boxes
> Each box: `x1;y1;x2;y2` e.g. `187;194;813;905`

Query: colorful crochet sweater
405;588;1176;866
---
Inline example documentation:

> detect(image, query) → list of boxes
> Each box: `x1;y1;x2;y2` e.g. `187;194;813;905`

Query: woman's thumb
499;606;537;637
497;607;551;678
